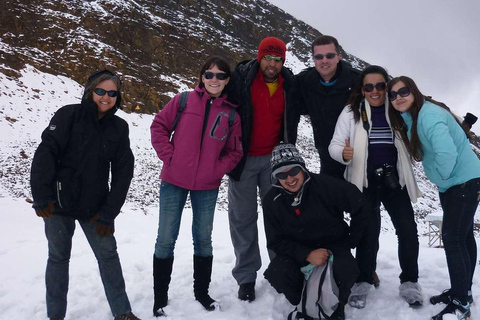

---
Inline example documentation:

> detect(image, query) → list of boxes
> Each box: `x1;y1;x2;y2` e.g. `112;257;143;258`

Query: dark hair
311;35;341;54
198;56;231;96
347;65;389;123
83;69;122;109
387;76;470;161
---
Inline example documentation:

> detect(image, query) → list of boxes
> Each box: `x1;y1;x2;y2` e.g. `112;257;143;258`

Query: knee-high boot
153;255;174;317
193;255;218;311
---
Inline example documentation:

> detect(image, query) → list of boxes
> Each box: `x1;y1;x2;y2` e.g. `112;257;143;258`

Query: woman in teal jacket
387;76;480;320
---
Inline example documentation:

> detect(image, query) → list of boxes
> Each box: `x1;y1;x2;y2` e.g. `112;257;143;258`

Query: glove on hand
89;214;115;237
32;200;54;218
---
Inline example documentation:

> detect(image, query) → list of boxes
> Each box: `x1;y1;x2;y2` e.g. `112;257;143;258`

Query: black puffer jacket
30;98;134;224
296;61;360;176
227;59;300;180
262;172;367;265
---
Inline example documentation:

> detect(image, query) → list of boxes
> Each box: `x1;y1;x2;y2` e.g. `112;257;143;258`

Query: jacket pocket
209;112;230;141
55;179;81;211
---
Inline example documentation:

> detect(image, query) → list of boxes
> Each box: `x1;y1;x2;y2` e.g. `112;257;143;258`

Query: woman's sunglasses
363;82;386;93
94;88;118;97
204;71;228;80
275;166;302;180
388;87;411;101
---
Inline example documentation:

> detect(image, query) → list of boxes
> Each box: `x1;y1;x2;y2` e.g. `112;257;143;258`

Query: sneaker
348;282;372;309
430;289;474;305
114;312;141;320
399;281;423;306
238;282;255;302
431;299;471;320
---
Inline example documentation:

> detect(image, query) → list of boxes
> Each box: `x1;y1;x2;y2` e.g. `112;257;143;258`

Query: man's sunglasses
204;71;228;80
94;88;119;97
363;82;386;93
313;53;338;60
263;55;283;62
388;87;411;101
275;166;302;180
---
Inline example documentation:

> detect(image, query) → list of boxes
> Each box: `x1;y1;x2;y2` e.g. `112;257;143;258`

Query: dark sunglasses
94;88;118;97
263;55;283;62
313;53;338;60
204;71;228;80
388;87;411;101
275;166;302;180
363;82;386;92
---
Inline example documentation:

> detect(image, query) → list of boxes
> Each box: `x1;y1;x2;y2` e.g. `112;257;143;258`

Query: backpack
170;91;236;141
288;255;340;320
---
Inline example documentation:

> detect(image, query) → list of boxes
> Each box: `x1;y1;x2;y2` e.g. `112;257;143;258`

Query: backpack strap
171;91;190;132
225;107;236;142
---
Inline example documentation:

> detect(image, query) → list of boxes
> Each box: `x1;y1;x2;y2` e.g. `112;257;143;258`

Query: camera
375;164;401;190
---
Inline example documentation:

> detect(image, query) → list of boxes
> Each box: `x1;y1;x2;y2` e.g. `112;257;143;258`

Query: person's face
361;73;386;107
313;43;342;82
259;55;283;83
202;65;230;98
390;81;415;113
93;79;118;119
278;167;305;193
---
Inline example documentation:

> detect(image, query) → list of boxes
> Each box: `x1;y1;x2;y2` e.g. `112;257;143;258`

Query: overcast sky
266;0;480;132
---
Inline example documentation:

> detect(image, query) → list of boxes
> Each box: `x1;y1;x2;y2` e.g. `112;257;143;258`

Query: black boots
153;256;174;317
193;255;218;311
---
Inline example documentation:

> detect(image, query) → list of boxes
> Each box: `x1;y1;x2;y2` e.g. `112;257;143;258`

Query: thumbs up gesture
342;138;354;161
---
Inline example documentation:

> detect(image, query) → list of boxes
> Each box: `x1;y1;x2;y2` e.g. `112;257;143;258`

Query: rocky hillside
1;0;367;114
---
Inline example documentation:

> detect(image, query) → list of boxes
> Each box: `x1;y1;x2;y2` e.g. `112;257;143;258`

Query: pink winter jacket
151;86;243;190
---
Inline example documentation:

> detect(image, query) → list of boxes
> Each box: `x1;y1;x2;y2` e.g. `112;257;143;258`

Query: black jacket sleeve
30;105;77;202
98;119;134;224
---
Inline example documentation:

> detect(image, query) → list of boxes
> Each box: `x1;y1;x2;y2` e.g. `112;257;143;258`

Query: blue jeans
154;181;219;259
44;214;131;318
439;177;480;303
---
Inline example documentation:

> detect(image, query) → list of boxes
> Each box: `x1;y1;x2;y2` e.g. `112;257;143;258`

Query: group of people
29;34;480;320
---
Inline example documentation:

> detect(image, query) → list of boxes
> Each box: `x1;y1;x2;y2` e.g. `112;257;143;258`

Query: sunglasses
204;71;228;80
94;88;118;97
313;53;338;60
275;166;302;180
388;87;411;101
363;82;386;92
263;55;283;62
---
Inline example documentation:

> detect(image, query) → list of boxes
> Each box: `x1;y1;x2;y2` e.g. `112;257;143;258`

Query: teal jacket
401;100;480;192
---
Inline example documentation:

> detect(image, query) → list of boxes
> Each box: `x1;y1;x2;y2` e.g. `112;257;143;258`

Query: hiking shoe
430;289;474;305
399;281;423;306
114;312;141;320
348;282;371;309
431;299;471;320
238;282;255;302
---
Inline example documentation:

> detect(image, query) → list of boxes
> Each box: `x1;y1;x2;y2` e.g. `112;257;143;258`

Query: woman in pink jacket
150;57;242;316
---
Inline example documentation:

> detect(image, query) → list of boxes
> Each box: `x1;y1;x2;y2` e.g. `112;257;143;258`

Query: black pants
318;148;346;179
264;247;359;305
356;172;419;284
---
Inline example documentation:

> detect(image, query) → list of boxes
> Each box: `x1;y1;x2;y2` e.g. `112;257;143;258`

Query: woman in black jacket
30;70;139;320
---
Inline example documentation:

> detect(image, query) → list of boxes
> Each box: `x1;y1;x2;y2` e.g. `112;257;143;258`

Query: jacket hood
81;97;118;120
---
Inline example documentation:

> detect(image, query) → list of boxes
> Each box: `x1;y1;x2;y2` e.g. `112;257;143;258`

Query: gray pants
228;155;272;285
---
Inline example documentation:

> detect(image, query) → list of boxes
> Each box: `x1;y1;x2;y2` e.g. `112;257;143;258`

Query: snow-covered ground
1;66;479;320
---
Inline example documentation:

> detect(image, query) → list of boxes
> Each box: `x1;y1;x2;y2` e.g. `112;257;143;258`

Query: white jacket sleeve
329;106;353;165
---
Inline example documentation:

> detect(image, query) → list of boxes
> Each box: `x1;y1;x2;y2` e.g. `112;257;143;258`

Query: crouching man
263;143;368;320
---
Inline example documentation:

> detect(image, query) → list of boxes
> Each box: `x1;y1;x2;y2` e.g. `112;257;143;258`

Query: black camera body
375;164;401;190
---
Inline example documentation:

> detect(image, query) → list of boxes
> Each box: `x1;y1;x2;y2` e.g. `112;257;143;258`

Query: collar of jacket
236;59;294;90
194;85;238;109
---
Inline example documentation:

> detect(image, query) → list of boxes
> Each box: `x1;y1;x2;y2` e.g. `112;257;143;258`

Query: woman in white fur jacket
328;66;423;309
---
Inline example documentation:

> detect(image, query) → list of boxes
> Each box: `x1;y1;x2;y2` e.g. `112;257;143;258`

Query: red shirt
248;70;285;156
